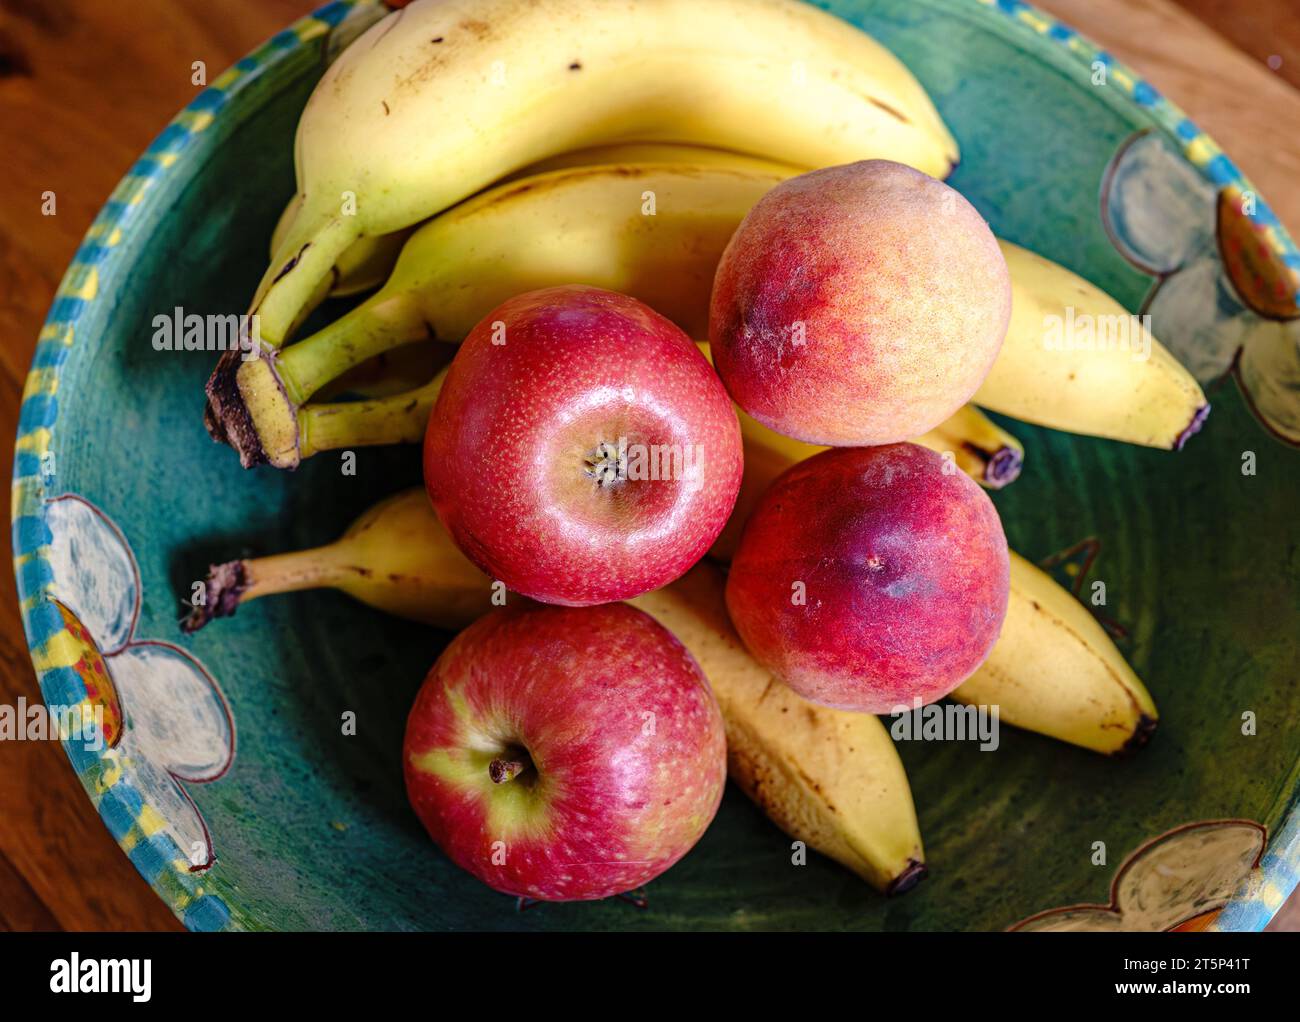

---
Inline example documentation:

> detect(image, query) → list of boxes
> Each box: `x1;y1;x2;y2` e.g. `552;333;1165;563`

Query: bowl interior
23;0;1300;930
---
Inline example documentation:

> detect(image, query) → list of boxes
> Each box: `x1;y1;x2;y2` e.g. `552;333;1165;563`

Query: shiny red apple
403;602;727;901
424;285;743;606
726;443;1010;713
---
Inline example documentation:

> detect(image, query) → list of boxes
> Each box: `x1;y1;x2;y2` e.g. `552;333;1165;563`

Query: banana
242;0;958;350
227;158;791;467
227;156;1205;467
312;339;443;402
952;552;1158;755
267;192;412;340
711;430;1159;754
629;564;926;894
981;242;1209;449
232;155;1018;472
185;489;926;893
180;489;489;633
917;403;1025;486
268;143;805;307
270;193;417;305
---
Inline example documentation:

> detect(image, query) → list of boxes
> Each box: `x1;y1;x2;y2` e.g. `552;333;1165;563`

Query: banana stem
886;859;929;897
945;440;1022;489
298;370;447;459
277;293;430;406
211;296;433;469
253;214;362;346
913;406;1024;489
181;547;355;632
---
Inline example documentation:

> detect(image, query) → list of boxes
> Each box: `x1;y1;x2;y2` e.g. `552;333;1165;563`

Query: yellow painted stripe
138;804;168;837
15;428;52;454
38;323;73;343
1186;136;1220;167
60;267;98;302
181;111;215;133
12;481;46;519
212;67;242;90
97;755;122;792
1018;10;1052;34
1258;881;1286;911
22;368;59;402
31;630;83;672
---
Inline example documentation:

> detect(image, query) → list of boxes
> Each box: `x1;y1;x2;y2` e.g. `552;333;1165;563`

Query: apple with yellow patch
403;602;727;901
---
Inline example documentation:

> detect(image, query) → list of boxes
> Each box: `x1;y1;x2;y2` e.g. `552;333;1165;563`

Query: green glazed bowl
13;0;1300;931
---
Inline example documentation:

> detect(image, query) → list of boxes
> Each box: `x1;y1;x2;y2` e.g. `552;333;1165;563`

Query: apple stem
489;757;530;784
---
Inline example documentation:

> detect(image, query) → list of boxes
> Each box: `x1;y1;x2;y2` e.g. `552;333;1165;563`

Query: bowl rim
11;0;1298;932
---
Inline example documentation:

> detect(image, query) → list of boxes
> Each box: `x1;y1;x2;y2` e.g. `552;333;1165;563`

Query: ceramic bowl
13;0;1300;930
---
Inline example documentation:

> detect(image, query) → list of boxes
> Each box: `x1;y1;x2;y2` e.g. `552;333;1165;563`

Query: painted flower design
1009;820;1266;931
43;494;234;872
1102;129;1300;443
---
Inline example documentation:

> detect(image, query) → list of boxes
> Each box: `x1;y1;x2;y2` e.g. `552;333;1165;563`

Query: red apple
424;285;743;606
726;443;1009;713
403;602;727;901
710;160;1010;445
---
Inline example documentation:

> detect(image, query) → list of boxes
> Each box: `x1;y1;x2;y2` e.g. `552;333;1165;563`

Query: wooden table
1;0;1296;932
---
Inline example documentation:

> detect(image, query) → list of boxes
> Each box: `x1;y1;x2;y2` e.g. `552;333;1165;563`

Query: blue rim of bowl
11;0;1298;932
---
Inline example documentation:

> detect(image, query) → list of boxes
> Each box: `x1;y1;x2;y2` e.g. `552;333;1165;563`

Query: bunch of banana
234;151;1019;471
267;142;806;320
229;156;790;466
218;0;957;388
184;489;925;894
185;486;1156;757
217;148;1205;469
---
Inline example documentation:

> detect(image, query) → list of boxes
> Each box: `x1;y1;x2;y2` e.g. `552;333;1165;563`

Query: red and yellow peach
709;160;1010;446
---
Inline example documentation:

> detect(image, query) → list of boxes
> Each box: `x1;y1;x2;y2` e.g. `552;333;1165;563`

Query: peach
709;160;1010;445
725;443;1009;713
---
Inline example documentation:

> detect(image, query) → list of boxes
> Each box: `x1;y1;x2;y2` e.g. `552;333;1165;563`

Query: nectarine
725;443;1009;713
709;160;1010;445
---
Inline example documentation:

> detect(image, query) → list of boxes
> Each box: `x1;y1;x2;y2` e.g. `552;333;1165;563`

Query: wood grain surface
0;0;1295;932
